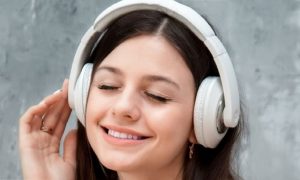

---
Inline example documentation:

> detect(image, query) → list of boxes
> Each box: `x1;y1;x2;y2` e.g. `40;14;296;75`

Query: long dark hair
76;10;244;180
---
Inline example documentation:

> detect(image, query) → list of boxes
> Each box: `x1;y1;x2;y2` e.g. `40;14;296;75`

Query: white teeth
108;129;140;140
120;133;127;139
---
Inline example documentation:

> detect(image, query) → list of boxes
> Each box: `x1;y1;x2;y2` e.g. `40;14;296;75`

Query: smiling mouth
103;127;148;140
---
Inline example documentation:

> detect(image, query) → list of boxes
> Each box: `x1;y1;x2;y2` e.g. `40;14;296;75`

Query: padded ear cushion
73;63;93;125
194;77;227;148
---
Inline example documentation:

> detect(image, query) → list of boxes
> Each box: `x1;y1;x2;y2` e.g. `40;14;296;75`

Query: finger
63;129;77;168
39;80;69;133
53;102;72;139
19;90;63;135
52;79;71;138
41;98;66;133
61;79;69;99
31;115;43;131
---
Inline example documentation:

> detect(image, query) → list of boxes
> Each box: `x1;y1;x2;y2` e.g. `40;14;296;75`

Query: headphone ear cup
73;63;93;125
194;77;227;148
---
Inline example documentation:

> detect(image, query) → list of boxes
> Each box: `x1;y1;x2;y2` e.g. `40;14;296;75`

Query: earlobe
188;128;198;144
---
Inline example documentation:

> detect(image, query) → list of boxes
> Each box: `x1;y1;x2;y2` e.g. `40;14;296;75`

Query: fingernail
53;89;62;94
62;79;68;90
39;100;46;105
63;79;68;85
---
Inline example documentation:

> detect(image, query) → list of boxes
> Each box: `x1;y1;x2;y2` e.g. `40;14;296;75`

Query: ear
188;127;198;144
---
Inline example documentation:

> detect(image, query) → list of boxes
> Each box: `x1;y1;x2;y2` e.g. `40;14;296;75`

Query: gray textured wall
0;0;299;179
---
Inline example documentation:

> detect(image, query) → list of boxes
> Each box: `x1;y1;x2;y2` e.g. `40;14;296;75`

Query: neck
118;168;183;180
117;153;185;180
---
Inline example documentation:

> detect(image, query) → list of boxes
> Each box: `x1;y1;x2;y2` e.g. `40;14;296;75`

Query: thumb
63;129;77;168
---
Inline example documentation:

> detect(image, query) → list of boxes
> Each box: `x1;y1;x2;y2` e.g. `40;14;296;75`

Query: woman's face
86;35;196;175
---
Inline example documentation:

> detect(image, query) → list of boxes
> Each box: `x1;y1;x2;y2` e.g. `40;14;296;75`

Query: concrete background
0;0;299;179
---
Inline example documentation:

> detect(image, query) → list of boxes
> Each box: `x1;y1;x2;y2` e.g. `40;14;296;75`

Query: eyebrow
95;66;180;90
95;66;123;75
143;75;180;90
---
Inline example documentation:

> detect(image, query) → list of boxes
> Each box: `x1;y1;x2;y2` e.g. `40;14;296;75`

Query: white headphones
68;0;240;148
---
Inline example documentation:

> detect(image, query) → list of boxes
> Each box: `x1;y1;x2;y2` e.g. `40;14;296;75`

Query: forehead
99;35;188;72
96;35;195;87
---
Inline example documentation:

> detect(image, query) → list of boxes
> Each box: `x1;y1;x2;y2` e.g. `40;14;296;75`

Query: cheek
86;88;111;124
85;89;113;149
147;103;194;141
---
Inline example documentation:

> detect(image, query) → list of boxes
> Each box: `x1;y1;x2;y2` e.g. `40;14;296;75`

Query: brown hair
76;10;244;180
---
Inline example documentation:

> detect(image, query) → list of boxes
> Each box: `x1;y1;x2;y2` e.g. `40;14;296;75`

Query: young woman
19;1;244;180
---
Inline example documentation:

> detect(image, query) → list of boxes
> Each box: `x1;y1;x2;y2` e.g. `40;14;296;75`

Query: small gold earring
189;143;194;159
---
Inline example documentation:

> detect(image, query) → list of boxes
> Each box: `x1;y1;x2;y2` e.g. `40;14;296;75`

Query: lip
99;125;151;146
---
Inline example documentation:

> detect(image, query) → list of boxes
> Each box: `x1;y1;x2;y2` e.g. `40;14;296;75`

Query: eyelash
97;85;170;103
97;85;119;90
144;91;170;103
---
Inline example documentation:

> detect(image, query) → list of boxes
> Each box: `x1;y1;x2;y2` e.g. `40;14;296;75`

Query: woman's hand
19;80;77;180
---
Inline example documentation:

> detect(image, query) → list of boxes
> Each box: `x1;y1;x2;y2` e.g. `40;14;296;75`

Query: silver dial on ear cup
216;98;227;134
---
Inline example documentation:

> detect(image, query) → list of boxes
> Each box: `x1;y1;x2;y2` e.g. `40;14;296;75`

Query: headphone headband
68;0;240;127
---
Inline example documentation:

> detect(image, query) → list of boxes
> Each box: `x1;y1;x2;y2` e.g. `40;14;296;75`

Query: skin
86;35;197;180
19;80;76;180
18;35;198;180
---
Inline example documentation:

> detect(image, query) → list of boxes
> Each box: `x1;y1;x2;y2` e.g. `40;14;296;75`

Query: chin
101;160;138;172
97;154;136;171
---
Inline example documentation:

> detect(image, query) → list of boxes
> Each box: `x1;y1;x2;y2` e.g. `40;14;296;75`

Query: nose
112;88;141;122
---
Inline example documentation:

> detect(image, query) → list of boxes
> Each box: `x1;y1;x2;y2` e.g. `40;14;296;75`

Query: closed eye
145;91;170;103
97;85;119;90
